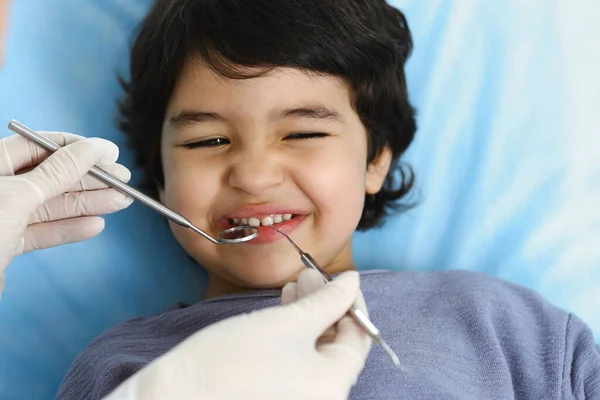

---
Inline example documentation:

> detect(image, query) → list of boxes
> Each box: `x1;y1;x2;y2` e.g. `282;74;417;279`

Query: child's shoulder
353;269;600;399
359;268;546;298
92;289;281;343
358;268;570;326
360;267;530;289
57;291;280;397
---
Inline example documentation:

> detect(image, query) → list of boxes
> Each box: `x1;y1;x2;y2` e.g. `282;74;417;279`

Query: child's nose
227;149;285;195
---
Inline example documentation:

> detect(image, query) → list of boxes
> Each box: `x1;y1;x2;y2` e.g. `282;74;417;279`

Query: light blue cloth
0;1;599;399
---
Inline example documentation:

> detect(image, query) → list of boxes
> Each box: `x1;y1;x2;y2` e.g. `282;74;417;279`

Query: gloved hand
0;132;133;298
281;268;369;349
105;269;371;400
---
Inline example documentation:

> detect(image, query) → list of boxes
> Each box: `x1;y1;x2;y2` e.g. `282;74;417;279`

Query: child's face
160;60;390;291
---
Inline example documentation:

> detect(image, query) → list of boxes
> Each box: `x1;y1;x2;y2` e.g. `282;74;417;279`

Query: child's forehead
170;61;354;112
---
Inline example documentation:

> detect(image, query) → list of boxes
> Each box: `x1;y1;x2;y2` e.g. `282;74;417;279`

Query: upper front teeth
259;216;273;226
232;214;293;227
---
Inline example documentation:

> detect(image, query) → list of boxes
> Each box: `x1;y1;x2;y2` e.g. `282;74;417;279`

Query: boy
57;0;600;398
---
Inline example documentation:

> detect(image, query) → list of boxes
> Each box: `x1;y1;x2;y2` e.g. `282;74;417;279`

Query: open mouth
229;214;298;227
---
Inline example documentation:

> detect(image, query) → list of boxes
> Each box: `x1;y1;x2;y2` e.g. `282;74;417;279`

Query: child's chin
234;265;304;289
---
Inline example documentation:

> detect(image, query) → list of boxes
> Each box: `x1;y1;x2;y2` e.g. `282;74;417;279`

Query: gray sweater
56;270;600;399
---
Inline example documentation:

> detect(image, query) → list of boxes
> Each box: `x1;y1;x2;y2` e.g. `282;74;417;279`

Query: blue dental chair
0;1;598;398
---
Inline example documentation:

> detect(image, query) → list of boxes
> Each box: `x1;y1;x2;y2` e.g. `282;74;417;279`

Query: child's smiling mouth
219;206;308;244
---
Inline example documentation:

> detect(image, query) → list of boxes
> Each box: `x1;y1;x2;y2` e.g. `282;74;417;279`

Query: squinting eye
183;137;230;149
284;132;329;140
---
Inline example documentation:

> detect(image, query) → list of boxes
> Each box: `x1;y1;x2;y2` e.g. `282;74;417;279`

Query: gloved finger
326;288;371;357
19;164;132;192
0;132;85;176
317;325;339;347
22;216;105;254
319;288;371;384
296;269;337;344
281;268;327;305
66;163;131;192
22;138;119;209
296;268;327;298
28;188;133;224
288;270;359;338
332;280;369;349
281;281;298;305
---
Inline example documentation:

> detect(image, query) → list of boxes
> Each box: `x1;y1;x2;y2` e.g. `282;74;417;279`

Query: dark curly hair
119;0;417;230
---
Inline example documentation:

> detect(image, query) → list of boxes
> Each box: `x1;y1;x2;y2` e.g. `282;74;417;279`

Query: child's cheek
161;159;217;229
306;149;366;236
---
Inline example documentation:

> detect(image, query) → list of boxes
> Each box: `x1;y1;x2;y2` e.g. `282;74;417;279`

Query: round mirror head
218;225;259;244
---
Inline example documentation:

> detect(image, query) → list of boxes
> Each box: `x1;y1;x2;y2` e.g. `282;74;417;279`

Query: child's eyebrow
168;111;225;129
271;105;344;123
168;104;344;130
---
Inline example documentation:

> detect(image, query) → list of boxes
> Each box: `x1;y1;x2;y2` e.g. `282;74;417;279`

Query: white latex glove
281;268;369;349
0;132;133;298
105;269;371;400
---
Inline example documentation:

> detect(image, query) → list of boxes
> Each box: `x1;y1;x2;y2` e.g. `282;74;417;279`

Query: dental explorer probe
7;120;258;245
270;225;403;369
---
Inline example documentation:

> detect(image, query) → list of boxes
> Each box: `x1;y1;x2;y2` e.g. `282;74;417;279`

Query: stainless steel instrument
270;225;402;369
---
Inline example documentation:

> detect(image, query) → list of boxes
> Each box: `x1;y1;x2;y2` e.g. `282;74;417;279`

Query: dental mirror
216;226;259;244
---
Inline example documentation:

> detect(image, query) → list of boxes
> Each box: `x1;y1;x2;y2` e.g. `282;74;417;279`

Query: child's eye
284;132;329;140
183;137;230;149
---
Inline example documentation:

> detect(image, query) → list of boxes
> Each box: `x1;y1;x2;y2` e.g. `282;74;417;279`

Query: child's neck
204;276;253;299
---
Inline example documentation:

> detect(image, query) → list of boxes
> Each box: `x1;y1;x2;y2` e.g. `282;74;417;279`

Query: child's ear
365;147;392;194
